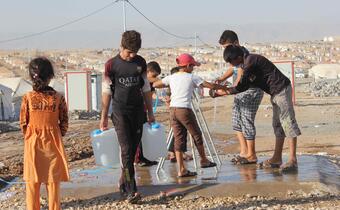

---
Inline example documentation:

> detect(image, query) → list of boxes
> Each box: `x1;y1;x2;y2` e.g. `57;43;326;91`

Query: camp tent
308;64;340;80
0;77;32;99
0;77;32;120
50;79;65;95
0;84;13;121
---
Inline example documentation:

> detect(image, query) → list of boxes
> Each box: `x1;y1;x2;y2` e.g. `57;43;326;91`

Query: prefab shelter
0;84;13;121
273;61;296;104
90;74;102;111
65;71;92;111
64;71;103;112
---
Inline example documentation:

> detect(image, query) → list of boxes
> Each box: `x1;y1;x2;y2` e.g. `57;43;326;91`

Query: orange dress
20;89;70;183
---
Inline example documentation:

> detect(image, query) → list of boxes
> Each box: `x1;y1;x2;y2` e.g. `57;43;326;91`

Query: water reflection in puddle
62;155;340;191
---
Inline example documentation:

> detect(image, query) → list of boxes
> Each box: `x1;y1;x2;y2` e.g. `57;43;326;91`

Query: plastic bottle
141;122;167;161
91;128;120;168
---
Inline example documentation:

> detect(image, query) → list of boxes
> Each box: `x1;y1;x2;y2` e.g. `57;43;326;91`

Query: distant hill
1;22;340;49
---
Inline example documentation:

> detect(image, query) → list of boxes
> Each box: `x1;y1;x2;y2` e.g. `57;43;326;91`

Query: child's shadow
59;183;217;208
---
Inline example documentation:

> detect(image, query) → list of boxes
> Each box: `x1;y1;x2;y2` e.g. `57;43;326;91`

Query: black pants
111;108;145;193
134;112;148;163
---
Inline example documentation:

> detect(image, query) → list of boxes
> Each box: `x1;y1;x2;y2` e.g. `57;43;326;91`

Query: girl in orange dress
20;57;69;210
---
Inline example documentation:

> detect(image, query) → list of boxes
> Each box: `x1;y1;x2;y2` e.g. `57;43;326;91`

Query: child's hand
147;112;155;124
100;116;109;131
209;89;217;98
164;96;171;107
214;79;222;84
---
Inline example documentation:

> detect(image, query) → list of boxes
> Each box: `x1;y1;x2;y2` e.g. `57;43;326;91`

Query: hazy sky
1;0;340;49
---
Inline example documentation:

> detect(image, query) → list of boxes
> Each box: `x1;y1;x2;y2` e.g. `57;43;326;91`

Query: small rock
287;190;294;196
201;204;208;208
261;204;269;208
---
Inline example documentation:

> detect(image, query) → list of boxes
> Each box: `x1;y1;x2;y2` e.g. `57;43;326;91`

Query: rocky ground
1;182;339;209
308;79;340;97
1;87;340;209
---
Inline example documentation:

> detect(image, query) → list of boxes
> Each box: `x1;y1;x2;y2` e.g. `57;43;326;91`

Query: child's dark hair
28;57;55;91
219;30;239;45
223;45;244;63
147;61;161;75
170;67;179;75
121;30;141;52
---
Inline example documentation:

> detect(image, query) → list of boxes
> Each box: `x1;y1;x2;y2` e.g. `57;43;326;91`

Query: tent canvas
308;64;340;80
0;77;32;99
50;79;65;95
0;84;13;121
0;77;32;120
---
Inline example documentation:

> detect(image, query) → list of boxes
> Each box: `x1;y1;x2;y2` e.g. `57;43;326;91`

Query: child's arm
216;67;234;83
201;81;227;90
147;75;159;83
152;77;169;89
233;68;244;86
143;91;155;123
141;73;155;124
19;95;29;136
59;95;69;136
221;68;251;95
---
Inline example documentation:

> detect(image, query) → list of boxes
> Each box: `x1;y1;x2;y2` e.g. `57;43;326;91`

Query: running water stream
213;97;217;128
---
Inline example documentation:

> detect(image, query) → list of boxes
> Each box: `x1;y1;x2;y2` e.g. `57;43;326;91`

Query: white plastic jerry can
141;122;167;161
91;128;121;168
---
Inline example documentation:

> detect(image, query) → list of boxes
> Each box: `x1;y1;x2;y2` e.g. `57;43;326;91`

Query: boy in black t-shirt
220;45;301;173
100;30;155;203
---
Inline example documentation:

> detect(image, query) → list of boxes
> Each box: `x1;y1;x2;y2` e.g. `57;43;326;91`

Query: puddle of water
62;155;340;192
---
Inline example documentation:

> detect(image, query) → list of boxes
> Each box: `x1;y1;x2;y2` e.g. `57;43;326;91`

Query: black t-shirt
105;54;147;111
150;82;155;92
230;53;291;96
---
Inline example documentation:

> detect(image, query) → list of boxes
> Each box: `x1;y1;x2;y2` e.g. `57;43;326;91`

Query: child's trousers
26;182;60;210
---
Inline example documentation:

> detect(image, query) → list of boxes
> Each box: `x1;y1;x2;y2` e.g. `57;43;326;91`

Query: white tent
50;79;65;95
308;64;340;80
0;84;13;121
0;77;32;99
0;77;32;120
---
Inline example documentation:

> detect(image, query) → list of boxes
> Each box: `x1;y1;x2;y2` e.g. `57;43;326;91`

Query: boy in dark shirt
220;45;301;173
100;30;154;203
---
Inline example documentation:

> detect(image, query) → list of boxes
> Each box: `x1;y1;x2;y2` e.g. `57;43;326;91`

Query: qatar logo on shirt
118;76;140;87
136;66;143;73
